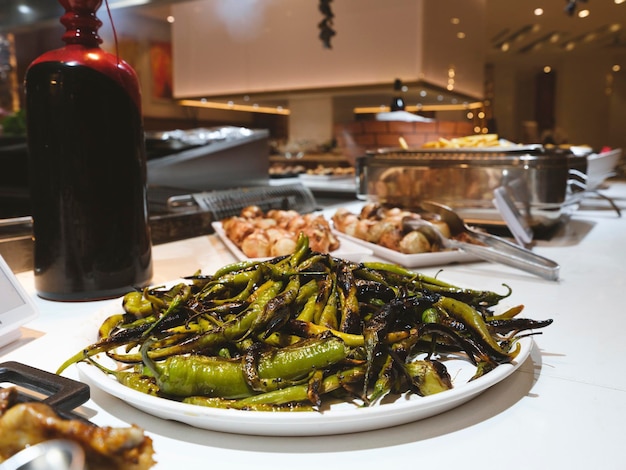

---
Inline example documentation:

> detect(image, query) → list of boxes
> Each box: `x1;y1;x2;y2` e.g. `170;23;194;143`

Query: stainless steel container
147;127;270;191
356;146;588;229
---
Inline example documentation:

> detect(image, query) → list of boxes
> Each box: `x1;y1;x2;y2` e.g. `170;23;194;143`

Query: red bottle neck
28;0;142;111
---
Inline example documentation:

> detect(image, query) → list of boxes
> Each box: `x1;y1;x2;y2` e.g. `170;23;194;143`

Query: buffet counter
2;181;626;469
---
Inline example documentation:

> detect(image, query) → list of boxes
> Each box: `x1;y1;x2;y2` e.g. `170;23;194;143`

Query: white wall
171;0;422;97
171;0;484;99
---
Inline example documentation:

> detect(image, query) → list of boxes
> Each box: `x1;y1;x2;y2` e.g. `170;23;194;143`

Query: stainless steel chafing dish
356;145;588;230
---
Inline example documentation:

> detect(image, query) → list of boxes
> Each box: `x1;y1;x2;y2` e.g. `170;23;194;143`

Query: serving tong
411;201;560;281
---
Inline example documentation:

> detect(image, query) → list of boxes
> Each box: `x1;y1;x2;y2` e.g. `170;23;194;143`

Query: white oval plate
76;301;532;436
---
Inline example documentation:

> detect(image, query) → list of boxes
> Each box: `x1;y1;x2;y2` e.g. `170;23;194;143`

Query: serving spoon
410;201;560;281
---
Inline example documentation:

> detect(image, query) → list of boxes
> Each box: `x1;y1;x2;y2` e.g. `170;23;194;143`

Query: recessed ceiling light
615;0;625;5
457;32;466;39
544;66;552;73
450;17;460;24
613;64;622;72
534;8;544;16
578;9;590;18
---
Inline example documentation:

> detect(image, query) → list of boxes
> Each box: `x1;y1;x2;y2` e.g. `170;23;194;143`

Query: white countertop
2;182;626;469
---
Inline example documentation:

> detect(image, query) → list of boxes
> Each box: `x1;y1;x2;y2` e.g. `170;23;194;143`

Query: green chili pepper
234;365;365;407
404;360;452;396
142;336;349;398
435;296;512;361
87;358;160;396
122;291;154;317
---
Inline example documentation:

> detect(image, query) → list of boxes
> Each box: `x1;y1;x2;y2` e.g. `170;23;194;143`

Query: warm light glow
534;8;543;16
584;32;596;42
353;101;485;114
466;111;474;119
578;9;590;18
544;66;552;73
501;42;510;52
456;32;466;39
565;41;576;51
108;0;150;8
615;0;625;4
477;111;485;119
179;100;291;115
167;15;175;23
450;17;460;24
613;64;622;72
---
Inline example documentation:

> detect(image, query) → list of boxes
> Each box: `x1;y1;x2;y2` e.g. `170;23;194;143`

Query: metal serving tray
356;146;588;230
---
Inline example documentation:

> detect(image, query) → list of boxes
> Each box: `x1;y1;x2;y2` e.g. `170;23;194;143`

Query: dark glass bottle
390;78;405;112
25;0;153;301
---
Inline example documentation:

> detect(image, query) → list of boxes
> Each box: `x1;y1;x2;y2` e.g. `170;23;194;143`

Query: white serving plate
212;221;372;263
298;173;355;182
75;299;532;436
333;231;480;268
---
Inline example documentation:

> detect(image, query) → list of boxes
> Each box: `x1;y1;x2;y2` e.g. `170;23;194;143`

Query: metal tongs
414;201;560;281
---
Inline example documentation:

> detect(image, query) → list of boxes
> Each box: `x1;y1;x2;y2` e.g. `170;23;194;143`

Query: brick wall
334;120;475;161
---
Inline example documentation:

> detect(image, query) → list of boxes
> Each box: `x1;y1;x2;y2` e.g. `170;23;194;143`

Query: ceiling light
534;8;544;16
450;17;460;24
354;101;484;115
167;16;175;23
17;4;33;14
613;64;622;72
578;9;590;18
615;0;625;4
457;32;466;39
544;66;552;73
179;100;290;115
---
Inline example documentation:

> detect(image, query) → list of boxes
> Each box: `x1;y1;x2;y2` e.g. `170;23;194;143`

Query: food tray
333;231;480;268
356;146;588;230
212;221;372;263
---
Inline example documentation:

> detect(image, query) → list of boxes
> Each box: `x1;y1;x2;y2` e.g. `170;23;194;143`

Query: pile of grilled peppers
58;234;552;411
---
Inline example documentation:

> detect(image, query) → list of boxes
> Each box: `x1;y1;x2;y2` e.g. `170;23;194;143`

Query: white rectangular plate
333;231;481;268
212;221;372;263
298;173;354;182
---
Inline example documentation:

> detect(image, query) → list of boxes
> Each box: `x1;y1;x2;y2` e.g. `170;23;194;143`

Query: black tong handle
0;361;90;412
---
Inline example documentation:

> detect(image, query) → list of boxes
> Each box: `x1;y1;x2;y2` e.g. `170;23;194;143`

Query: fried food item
332;203;451;254
422;133;501;149
305;165;355;176
222;206;340;258
0;387;155;470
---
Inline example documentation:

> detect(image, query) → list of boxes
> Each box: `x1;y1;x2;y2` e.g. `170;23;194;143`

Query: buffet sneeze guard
166;183;320;220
